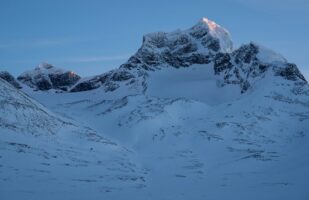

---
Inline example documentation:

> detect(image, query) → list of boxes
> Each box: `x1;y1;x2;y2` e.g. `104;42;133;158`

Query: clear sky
0;0;308;79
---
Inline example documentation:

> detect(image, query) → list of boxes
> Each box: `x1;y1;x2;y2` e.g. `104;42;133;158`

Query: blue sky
0;0;308;79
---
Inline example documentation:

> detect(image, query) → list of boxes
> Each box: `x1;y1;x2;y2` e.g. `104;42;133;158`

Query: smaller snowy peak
33;62;67;75
36;62;54;70
18;62;81;91
0;71;21;89
213;42;307;93
231;42;286;65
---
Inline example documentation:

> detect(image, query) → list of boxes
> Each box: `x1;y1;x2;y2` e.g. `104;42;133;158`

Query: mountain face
214;42;307;93
121;17;232;71
2;18;309;200
17;62;81;91
68;18;306;95
70;18;234;93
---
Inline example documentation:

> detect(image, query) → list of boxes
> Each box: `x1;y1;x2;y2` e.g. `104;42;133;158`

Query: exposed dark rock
214;53;233;74
214;43;274;93
70;81;100;92
70;69;135;93
49;72;81;88
111;70;135;82
121;19;232;71
202;37;220;52
240;80;251;93
185;54;211;65
171;34;190;46
17;63;81;91
275;63;307;82
104;82;120;92
0;71;21;89
144;32;167;48
35;78;52;91
190;25;209;39
258;64;268;73
233;43;259;64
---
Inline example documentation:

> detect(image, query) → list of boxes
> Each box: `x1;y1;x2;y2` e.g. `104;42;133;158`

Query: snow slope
0;78;146;200
21;81;309;200
21;62;309;199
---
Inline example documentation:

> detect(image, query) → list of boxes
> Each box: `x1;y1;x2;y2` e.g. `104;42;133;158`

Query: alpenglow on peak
202;17;233;52
202;17;219;31
191;17;233;53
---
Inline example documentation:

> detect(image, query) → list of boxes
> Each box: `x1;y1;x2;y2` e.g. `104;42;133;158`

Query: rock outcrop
18;62;81;91
0;71;21;89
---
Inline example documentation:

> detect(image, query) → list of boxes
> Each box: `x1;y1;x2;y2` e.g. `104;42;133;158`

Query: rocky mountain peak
70;19;307;94
120;18;233;71
18;63;81;91
190;17;233;52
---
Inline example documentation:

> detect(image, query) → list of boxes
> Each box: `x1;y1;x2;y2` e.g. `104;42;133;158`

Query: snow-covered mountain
67;18;306;98
1;18;309;200
17;62;81;91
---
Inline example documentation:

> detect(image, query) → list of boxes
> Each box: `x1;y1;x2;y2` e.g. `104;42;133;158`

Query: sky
0;0;308;79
